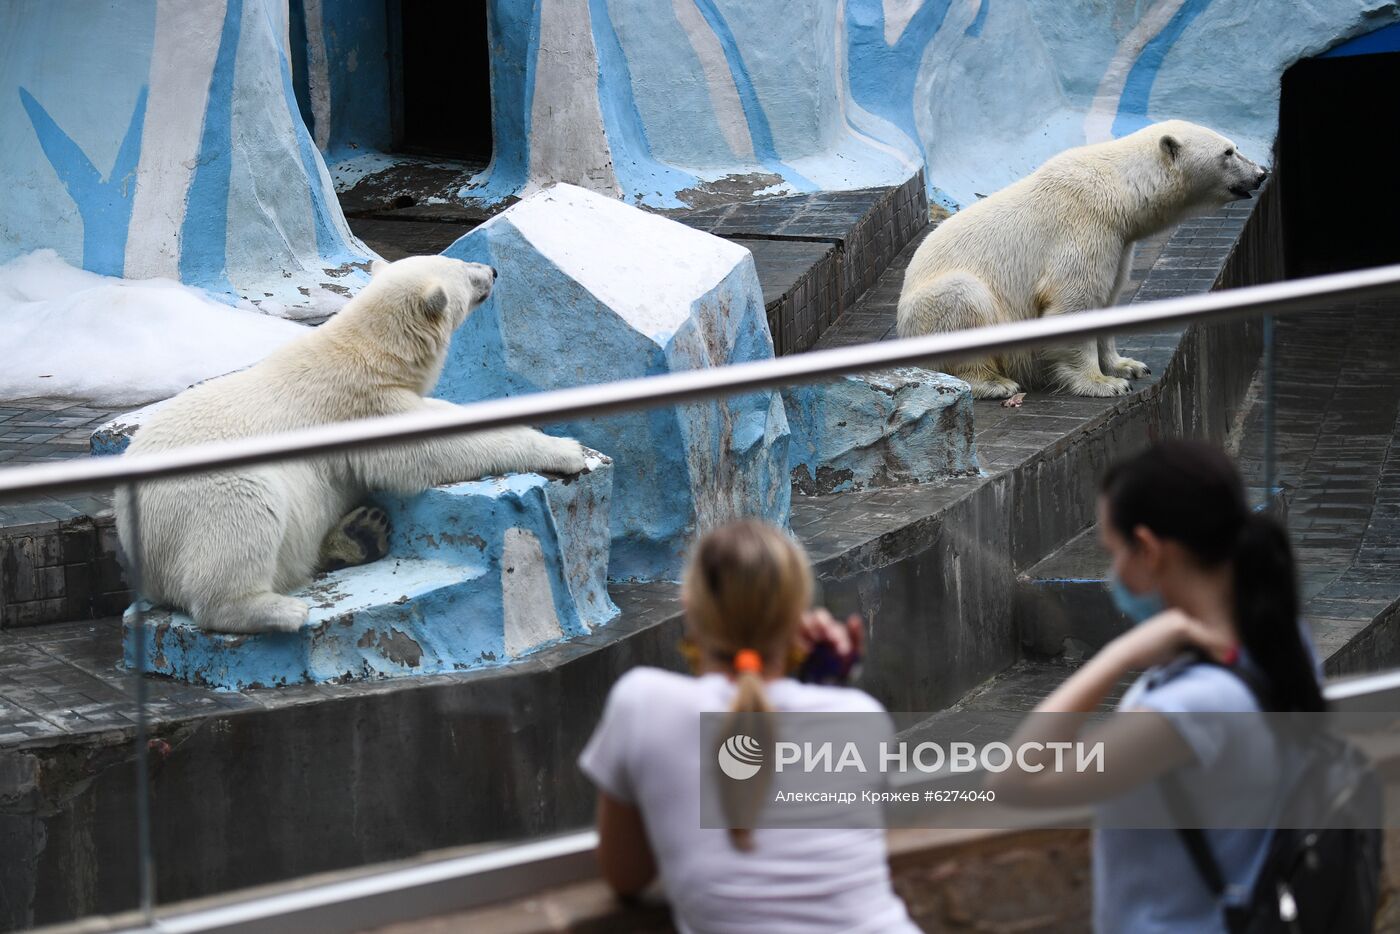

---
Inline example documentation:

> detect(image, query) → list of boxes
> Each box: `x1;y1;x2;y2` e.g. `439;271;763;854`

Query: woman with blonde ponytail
580;519;918;933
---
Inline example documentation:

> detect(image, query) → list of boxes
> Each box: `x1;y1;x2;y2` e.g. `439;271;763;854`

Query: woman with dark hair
994;440;1325;932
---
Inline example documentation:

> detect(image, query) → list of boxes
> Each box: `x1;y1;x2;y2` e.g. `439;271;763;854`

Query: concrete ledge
122;453;616;691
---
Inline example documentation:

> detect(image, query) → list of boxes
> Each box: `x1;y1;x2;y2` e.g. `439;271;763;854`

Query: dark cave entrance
390;0;494;163
1278;47;1400;276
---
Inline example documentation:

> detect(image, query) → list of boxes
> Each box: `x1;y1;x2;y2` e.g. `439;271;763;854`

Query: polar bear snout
1228;165;1268;200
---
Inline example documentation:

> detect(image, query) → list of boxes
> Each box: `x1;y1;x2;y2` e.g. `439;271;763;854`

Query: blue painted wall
1;0;373;314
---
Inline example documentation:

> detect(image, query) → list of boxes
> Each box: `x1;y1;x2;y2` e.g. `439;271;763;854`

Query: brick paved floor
1235;300;1400;667
0;398;123;526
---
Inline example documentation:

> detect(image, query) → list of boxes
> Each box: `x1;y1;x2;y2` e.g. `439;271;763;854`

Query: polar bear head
1149;120;1269;207
330;255;497;392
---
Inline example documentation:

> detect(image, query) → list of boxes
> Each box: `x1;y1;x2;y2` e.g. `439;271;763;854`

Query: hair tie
733;649;763;674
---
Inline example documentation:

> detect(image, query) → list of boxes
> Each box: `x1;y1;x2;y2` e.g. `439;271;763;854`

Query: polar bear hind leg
194;591;310;634
896;272;1022;399
154;473;311;634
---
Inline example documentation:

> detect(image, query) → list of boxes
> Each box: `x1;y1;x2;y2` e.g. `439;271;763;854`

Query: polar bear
896;120;1268;398
116;256;588;634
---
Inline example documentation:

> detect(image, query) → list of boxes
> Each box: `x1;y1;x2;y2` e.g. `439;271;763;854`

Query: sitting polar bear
116;256;588;634
896;120;1268;399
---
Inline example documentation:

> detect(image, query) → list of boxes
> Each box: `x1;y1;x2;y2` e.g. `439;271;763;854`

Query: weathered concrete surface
1019;488;1288;659
439;184;791;581
784;367;979;496
120;452;615;690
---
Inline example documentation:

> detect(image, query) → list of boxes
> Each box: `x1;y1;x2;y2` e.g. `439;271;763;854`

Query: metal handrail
84;665;1400;934
3;261;1399;503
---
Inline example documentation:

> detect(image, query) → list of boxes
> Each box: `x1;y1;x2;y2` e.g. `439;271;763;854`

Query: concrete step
672;173;929;355
1016;485;1288;658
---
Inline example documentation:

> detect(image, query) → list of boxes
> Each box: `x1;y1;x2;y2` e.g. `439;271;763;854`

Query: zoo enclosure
5;259;1400;931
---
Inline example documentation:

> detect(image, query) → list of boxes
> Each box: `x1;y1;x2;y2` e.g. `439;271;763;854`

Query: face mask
1108;570;1166;624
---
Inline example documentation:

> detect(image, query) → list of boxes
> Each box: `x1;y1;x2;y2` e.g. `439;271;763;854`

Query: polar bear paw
198;592;310;634
1106;357;1151;380
539;435;590;476
319;505;392;572
967;376;1023;400
257;596;312;633
1070;373;1133;397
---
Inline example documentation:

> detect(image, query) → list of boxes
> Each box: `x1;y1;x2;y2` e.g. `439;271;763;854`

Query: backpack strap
1160;769;1227;896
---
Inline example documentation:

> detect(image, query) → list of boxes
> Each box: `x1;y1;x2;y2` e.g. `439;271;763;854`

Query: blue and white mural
307;0;1400;212
2;0;373;316
4;0;1398;310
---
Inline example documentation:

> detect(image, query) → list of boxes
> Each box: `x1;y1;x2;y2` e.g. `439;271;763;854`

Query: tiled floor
0;398;123;526
1235;300;1400;665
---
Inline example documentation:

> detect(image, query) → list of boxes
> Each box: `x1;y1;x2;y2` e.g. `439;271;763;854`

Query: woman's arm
595;791;658;897
990;609;1234;805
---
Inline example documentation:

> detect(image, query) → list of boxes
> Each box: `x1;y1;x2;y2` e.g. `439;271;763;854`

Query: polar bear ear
1160;134;1182;162
419;282;449;318
371;259;390;278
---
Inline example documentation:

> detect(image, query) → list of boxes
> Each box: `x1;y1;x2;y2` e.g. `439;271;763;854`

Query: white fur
896;120;1268;399
116;256;588;634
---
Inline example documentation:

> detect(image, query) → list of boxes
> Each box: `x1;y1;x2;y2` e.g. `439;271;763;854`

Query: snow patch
0;250;306;406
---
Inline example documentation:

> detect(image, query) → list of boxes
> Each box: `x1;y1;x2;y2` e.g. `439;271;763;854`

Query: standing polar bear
116;256;588;634
897;120;1268;399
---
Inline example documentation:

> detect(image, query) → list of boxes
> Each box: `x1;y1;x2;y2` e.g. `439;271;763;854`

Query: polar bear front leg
1044;338;1132;397
1037;278;1131;397
353;399;589;493
1098;335;1151;380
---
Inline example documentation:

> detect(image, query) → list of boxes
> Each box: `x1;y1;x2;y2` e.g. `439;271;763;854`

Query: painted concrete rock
121;451;616;691
783;368;979;496
439;183;791;581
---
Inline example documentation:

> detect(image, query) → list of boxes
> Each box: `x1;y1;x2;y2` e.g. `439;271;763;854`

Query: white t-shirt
1094;656;1281;933
579;667;919;934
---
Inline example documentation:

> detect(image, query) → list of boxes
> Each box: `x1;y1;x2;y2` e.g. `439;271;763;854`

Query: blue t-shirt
1092;657;1279;933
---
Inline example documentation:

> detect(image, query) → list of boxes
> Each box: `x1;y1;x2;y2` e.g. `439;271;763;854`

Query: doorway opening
391;0;494;163
1278;46;1400;276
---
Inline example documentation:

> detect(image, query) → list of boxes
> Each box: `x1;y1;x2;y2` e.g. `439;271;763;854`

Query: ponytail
685;521;813;852
721;656;773;851
1233;512;1326;712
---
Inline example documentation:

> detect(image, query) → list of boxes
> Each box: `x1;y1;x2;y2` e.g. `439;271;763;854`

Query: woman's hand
797;608;863;659
1102;608;1237;671
794;608;864;684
